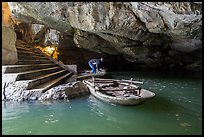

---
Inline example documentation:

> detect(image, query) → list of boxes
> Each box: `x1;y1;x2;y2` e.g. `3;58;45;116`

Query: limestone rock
2;26;17;65
7;2;202;70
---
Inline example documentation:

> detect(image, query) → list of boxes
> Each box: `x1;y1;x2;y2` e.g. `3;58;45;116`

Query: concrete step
16;47;43;55
18;54;49;60
3;64;58;73
16;41;33;47
16;44;39;52
16;46;42;54
15;40;32;48
17;50;45;57
16;66;63;80
26;69;69;90
16;39;30;44
15;42;46;54
10;40;75;94
15;40;35;47
17;59;53;65
28;72;73;93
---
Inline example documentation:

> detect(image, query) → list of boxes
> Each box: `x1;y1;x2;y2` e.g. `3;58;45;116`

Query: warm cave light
35;45;59;59
45;46;55;54
2;2;15;26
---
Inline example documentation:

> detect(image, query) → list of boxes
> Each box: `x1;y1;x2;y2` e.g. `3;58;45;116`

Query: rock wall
2;26;18;65
7;2;202;71
32;24;60;46
2;2;18;65
2;2;15;26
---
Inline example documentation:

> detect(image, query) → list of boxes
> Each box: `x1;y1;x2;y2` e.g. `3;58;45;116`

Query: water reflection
87;95;120;123
2;101;31;135
2;101;30;121
2;70;202;135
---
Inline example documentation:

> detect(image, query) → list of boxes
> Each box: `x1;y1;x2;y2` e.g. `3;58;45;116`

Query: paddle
95;78;144;84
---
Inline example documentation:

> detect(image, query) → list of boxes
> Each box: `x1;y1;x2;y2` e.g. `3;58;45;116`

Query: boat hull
77;70;106;80
83;79;155;106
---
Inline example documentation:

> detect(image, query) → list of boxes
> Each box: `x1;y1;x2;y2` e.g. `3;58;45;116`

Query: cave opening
2;2;202;73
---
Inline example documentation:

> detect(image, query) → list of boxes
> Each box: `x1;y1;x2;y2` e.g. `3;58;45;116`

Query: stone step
18;54;49;60
17;59;53;64
2;64;57;73
16;39;27;45
16;44;40;51
16;46;42;54
16;66;63;80
15;42;47;54
16;47;43;55
17;50;45;57
9;40;75;94
15;40;33;48
28;72;73;93
26;69;69;90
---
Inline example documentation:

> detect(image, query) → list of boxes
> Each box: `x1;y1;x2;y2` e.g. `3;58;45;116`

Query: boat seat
105;91;116;96
123;86;141;96
99;81;119;88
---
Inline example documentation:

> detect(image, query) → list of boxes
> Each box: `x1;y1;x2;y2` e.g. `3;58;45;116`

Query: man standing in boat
88;58;103;74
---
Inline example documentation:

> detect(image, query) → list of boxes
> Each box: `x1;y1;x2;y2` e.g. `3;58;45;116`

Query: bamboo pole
95;78;144;84
92;76;95;87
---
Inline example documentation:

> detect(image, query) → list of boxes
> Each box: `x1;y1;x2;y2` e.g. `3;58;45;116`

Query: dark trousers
89;62;96;74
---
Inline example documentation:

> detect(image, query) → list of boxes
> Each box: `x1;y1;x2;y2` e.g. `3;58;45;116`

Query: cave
2;2;202;135
2;2;202;72
2;2;202;97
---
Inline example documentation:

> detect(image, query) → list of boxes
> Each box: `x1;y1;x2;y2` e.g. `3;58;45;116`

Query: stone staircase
2;40;75;93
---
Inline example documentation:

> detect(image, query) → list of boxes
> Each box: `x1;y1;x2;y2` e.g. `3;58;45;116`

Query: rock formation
2;2;18;65
7;2;202;70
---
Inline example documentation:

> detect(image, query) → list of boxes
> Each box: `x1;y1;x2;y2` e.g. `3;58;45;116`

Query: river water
2;70;202;135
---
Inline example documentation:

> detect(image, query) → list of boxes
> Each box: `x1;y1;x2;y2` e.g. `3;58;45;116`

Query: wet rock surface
7;2;202;71
2;72;90;102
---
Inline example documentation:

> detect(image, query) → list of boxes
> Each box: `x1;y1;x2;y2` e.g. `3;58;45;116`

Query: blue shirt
88;59;102;69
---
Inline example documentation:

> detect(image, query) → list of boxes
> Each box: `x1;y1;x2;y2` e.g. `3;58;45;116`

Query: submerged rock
38;82;90;101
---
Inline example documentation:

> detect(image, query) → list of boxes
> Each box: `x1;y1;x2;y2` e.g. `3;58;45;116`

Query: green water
2;71;202;135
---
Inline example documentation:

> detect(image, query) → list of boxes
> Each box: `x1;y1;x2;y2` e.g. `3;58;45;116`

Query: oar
120;79;144;84
95;78;144;84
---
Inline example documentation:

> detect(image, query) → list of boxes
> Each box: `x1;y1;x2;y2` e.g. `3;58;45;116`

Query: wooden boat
77;69;106;80
83;77;155;105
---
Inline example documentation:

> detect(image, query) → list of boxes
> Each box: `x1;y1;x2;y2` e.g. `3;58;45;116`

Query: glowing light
35;45;59;59
44;46;55;54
